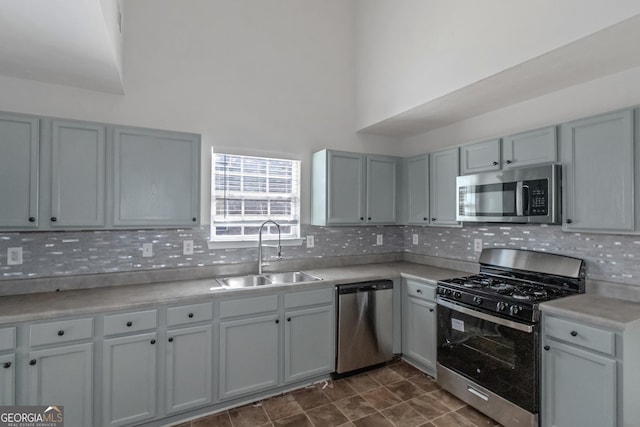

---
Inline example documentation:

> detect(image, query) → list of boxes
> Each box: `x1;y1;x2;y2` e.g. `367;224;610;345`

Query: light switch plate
183;240;194;255
412;234;419;245
7;247;23;265
474;239;483;252
376;234;383;245
306;235;315;248
142;243;153;257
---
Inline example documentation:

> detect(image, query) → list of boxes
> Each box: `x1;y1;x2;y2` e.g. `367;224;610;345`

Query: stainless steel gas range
436;248;585;427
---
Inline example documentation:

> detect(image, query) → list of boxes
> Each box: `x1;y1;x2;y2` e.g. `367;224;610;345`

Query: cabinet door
502;126;557;169
406;155;429;224
103;333;158;427
0;354;15;405
28;343;93;427
542;339;616;427
113;128;200;227
50;120;106;227
327;151;365;225
460;138;500;174
366;155;397;224
561;109;634;232
165;325;213;414
403;297;436;372
284;306;334;383
430;147;460;226
0;113;39;228
219;315;279;400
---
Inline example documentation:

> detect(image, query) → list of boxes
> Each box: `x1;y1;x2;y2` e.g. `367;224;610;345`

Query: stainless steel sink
217;274;273;288
263;271;322;284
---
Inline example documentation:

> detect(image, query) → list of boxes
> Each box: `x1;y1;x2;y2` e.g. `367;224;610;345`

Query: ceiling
0;0;124;93
358;14;640;138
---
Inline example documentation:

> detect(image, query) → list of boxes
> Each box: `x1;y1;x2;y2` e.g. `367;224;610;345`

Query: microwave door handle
516;182;524;216
522;184;529;216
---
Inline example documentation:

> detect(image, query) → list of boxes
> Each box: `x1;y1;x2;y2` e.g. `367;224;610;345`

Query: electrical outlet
306;235;315;248
412;234;419;245
142;243;153;257
183;240;194;255
474;239;483;252
376;234;383;245
7;247;23;265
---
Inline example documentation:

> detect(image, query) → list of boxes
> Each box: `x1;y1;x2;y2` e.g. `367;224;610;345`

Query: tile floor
172;360;502;427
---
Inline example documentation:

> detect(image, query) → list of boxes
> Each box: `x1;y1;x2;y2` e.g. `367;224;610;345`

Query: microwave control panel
525;179;548;216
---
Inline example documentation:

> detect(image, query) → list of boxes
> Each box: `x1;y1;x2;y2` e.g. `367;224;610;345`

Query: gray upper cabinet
502;126;557;169
312;149;398;226
430;147;460;226
0;113;39;228
113;127;201;227
50;120;106;228
561;109;635;233
460;138;500;174
405;154;429;225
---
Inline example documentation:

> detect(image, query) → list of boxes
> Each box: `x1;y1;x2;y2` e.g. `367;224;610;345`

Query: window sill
207;238;304;250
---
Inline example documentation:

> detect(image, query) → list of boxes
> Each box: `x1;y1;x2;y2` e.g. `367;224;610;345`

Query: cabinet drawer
220;295;278;318
104;309;158;336
406;279;436;301
167;302;213;327
544;316;615;356
0;327;16;351
284;288;333;309
30;318;94;347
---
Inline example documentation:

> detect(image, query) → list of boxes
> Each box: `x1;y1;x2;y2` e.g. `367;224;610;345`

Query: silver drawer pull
467;386;489;401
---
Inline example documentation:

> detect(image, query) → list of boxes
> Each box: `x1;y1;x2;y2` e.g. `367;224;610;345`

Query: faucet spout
258;219;282;274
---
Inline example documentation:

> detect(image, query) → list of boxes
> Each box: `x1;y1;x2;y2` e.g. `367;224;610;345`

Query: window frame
210;151;301;243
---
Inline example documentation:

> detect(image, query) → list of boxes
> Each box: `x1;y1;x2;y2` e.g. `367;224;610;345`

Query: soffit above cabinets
358;14;640;138
0;0;124;94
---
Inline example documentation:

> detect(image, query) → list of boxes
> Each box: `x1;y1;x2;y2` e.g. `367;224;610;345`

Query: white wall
402;65;640;155
0;0;399;224
356;0;640;129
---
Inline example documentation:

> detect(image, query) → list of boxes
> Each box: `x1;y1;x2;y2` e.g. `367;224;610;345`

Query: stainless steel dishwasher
335;280;394;374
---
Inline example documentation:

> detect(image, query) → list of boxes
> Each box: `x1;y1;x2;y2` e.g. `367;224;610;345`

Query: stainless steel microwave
456;164;561;224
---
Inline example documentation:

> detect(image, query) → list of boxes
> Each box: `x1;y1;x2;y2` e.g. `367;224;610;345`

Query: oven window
437;303;538;413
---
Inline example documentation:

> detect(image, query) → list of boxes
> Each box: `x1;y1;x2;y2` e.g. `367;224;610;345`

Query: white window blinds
211;153;300;241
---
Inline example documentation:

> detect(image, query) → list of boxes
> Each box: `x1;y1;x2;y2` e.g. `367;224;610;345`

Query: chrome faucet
258;219;282;274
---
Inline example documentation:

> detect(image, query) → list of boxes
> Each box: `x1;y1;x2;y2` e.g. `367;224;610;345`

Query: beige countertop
0;262;468;325
540;294;640;331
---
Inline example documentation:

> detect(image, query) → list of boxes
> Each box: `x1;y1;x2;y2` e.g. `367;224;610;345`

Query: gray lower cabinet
284;304;334;383
27;342;94;427
561;109;635;233
102;332;158;426
113;127;200;227
50;120;106;228
430;147;460;226
0;353;15;405
0;112;39;228
165;324;213;414
402;279;437;375
218;314;279;400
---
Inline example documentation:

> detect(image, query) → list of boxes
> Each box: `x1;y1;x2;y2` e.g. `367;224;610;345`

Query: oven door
437;298;539;413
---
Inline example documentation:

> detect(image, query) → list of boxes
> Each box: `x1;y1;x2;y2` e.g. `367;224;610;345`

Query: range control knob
496;302;507;311
453;291;462;299
510;305;522;315
445;289;452;296
472;296;482;305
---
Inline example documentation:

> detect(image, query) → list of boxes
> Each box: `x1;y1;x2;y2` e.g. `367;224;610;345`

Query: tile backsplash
404;224;640;287
1;223;640;289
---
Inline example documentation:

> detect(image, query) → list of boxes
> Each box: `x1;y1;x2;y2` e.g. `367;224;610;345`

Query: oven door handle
437;298;534;333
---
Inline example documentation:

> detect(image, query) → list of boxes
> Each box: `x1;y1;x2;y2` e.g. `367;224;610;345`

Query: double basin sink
216;271;322;288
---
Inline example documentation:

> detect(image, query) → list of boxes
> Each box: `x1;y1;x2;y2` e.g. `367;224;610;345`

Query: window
211;152;300;241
